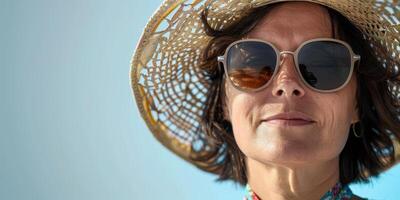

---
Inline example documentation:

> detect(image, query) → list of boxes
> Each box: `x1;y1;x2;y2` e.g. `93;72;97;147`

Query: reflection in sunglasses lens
299;64;317;86
227;41;277;89
229;67;274;89
298;41;351;90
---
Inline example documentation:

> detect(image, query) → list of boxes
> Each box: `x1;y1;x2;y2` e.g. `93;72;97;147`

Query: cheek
317;94;355;157
320;96;350;129
228;94;258;151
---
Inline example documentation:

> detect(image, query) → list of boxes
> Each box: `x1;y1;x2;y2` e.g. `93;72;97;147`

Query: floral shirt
244;182;354;200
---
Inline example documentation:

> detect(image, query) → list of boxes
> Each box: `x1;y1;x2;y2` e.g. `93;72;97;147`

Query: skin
224;2;360;200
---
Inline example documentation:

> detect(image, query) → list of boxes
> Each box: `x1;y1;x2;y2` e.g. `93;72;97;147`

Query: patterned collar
244;182;353;200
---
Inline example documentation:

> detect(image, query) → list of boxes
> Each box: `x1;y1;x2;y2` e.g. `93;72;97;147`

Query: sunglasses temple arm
216;56;226;76
353;54;361;70
217;56;225;72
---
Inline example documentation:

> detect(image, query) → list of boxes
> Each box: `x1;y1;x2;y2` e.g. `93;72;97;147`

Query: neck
246;157;340;200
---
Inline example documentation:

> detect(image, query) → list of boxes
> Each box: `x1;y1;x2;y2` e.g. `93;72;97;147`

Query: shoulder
351;194;368;200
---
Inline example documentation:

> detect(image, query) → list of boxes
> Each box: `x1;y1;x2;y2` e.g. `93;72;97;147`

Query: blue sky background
1;0;400;199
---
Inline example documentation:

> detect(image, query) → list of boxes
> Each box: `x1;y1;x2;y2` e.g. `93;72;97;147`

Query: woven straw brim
131;0;400;173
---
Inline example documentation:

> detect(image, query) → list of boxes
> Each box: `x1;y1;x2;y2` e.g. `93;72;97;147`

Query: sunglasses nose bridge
279;51;296;62
277;51;297;71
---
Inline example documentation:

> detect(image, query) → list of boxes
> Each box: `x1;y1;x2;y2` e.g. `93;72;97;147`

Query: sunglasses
217;38;361;93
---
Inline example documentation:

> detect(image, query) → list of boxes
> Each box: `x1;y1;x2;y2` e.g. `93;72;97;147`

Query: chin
257;141;320;165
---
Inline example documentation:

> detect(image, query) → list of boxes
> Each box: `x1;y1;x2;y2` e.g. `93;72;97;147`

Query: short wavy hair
193;3;400;186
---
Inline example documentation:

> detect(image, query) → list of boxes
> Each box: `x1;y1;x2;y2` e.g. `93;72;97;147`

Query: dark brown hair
191;3;400;186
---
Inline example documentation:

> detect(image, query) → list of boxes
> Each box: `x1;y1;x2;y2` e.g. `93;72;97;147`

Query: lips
261;111;315;126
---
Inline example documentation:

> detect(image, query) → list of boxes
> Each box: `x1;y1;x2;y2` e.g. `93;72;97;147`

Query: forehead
247;2;333;50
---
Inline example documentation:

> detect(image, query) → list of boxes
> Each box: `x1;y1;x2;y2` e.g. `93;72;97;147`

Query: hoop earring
352;123;361;138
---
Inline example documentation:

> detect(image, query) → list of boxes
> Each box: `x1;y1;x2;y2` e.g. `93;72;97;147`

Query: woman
131;0;400;199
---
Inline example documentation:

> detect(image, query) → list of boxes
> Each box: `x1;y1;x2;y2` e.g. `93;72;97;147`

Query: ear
351;106;360;124
222;91;231;122
223;105;230;122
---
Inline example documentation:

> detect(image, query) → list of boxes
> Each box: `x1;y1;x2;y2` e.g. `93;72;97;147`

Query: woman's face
224;2;359;166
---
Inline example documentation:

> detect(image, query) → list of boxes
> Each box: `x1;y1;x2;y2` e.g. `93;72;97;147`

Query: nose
272;53;305;98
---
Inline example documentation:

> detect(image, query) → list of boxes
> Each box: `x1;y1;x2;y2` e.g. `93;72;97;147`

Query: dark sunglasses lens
298;41;352;90
226;41;277;89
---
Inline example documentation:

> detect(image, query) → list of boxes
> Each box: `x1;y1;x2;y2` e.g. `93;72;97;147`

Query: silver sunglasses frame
217;38;361;93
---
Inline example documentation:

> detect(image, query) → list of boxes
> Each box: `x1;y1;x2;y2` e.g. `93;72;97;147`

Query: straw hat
131;0;400;173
